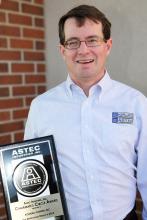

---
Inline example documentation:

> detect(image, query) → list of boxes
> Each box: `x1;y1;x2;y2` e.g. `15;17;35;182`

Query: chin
79;73;95;79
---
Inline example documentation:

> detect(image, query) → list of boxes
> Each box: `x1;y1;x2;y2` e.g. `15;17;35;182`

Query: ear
106;38;112;56
59;44;66;60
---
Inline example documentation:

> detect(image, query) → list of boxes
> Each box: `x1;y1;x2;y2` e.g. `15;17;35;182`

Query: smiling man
24;5;147;220
59;17;112;96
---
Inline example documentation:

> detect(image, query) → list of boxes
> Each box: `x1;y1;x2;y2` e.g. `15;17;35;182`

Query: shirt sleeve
24;100;38;140
136;97;147;220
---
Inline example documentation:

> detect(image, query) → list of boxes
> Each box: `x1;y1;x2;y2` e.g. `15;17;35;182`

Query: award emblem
13;159;48;197
0;135;69;220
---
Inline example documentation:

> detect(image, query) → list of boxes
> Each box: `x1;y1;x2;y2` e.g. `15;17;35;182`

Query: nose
77;41;89;54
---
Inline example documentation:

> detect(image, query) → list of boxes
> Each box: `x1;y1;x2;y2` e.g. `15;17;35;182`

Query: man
24;5;147;220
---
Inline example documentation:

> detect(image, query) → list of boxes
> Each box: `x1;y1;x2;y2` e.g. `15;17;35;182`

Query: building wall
0;0;46;219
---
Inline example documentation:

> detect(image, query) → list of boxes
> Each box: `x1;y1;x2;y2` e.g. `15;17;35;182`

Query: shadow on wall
106;6;133;84
106;3;147;96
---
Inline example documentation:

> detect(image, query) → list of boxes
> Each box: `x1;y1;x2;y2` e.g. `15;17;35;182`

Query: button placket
81;97;103;219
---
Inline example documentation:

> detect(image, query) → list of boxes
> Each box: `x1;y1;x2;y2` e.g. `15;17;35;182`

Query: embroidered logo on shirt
112;112;134;124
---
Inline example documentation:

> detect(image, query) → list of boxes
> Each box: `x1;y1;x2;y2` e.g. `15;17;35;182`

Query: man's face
60;18;112;84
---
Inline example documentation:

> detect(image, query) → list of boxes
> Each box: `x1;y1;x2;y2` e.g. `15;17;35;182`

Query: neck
71;73;105;97
77;81;93;96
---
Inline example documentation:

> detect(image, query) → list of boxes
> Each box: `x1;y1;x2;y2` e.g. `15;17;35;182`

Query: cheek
95;48;108;60
65;53;77;64
64;55;76;70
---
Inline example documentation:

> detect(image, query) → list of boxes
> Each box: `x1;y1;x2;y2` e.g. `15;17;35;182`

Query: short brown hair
58;4;111;45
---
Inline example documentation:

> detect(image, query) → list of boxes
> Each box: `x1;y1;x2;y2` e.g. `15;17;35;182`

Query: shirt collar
65;75;74;97
66;71;112;97
98;71;112;94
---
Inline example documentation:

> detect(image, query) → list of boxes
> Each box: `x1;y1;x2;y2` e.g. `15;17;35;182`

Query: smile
76;59;94;64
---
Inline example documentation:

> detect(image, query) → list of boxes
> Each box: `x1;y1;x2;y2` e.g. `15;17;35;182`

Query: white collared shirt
24;72;147;220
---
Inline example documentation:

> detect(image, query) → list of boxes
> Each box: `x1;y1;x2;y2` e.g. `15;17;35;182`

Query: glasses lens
65;39;79;49
86;37;103;47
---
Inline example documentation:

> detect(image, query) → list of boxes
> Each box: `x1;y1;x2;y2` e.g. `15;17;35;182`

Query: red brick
13;108;29;119
23;28;44;39
14;131;24;142
0;87;9;96
0;1;19;11
136;190;141;199
0;75;22;84
0;205;6;217
0;134;11;145
0;63;8;72
22;3;44;15
136;194;143;210
24;51;45;61
0;51;21;60
0;38;7;48
25;96;35;106
8;13;32;26
0;112;10;121
0;206;7;218
0;183;3;192
37;63;46;72
0;121;24;133
37;85;46;94
13;86;35;96
35;18;44;27
35;0;44;4
136;190;143;217
0;12;6;22
0;213;7;220
12;63;34;73
35;41;45;50
0;193;5;204
136;213;142;220
10;39;33;49
25;75;46;83
0;25;20;37
0;98;23;109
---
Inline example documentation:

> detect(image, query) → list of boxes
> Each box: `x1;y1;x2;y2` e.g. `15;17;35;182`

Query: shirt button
90;175;94;180
94;200;98;205
85;124;88;129
85;148;90;153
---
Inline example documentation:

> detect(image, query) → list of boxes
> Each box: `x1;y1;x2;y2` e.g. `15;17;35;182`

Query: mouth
76;59;94;64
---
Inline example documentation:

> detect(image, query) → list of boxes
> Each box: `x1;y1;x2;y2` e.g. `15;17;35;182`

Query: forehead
64;18;103;39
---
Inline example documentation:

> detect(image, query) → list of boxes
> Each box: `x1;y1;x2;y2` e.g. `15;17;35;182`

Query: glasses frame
64;36;107;50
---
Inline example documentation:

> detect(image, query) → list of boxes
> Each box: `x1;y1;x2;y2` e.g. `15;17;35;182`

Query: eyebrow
65;35;102;42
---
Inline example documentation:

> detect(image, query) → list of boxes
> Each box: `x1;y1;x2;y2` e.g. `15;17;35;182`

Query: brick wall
0;0;46;219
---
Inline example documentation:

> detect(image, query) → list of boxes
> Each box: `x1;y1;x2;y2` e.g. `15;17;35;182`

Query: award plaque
0;135;69;220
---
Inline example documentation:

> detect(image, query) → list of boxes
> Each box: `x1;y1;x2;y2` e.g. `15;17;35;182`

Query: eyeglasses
64;37;106;50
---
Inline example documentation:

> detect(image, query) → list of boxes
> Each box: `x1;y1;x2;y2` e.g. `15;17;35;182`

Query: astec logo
13;160;48;197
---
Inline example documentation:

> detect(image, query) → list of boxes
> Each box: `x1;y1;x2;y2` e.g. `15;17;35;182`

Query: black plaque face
0;136;69;220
